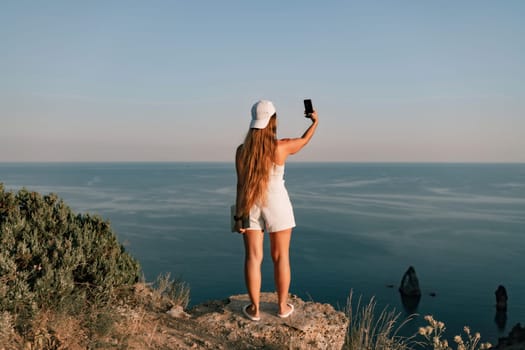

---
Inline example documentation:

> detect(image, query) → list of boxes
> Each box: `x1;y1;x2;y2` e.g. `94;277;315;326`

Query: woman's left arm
234;145;246;234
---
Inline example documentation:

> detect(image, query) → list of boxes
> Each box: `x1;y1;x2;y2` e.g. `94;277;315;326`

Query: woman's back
234;99;319;322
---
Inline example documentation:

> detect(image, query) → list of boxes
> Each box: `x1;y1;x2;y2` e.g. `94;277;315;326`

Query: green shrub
0;184;141;334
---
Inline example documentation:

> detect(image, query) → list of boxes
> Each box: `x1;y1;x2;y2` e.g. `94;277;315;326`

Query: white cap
250;100;276;129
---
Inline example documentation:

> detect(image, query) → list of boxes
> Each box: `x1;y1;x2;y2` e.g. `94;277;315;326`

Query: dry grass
98;280;190;350
418;315;492;350
345;290;493;350
152;273;190;310
27;310;86;350
0;279;190;350
0;311;23;349
345;290;418;350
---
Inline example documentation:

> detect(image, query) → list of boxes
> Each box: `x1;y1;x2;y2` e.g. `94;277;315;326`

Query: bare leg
270;228;293;315
243;229;264;318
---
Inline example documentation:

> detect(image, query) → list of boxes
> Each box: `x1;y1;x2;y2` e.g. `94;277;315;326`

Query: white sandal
242;304;261;321
277;303;294;318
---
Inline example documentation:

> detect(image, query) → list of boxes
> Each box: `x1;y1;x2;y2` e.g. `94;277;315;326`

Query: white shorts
246;180;296;233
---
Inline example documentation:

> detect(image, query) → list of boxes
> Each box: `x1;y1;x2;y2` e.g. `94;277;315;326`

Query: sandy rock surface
188;292;348;349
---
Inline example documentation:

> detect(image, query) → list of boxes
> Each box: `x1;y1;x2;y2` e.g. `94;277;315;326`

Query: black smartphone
304;99;313;118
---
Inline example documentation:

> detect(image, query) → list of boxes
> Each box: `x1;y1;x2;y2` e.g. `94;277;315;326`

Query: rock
398;266;421;314
399;266;421;297
493;323;525;350
188;292;348;350
496;285;508;311
167;305;191;318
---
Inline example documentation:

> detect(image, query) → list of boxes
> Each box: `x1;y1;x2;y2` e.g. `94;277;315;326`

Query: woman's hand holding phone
304;99;313;118
303;99;318;123
309;110;318;123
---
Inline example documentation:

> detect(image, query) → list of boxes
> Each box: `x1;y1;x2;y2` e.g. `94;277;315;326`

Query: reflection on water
401;294;421;314
495;310;507;331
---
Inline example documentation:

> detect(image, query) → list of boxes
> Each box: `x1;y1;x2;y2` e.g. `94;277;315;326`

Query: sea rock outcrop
493;323;525;350
399;266;421;297
398;266;422;313
496;285;508;311
188;292;349;350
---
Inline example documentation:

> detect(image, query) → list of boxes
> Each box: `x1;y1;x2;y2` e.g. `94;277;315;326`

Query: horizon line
1;160;524;165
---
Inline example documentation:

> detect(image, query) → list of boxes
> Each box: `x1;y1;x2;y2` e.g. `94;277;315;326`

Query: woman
234;100;318;321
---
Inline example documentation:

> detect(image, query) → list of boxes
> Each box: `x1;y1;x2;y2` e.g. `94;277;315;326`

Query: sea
0;162;524;343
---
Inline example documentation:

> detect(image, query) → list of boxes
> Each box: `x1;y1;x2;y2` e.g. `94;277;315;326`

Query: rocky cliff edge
151;292;348;350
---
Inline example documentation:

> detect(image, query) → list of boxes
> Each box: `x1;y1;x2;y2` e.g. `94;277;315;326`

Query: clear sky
1;1;524;162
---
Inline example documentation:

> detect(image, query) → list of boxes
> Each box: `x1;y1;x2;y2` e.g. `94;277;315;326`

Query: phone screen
304;99;313;117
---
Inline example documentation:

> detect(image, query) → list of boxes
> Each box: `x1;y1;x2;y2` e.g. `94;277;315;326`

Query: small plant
0;311;22;347
153;272;190;309
344;292;493;350
418;315;492;350
345;290;417;350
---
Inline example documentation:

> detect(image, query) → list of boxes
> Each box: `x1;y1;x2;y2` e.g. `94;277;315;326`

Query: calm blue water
1;162;524;343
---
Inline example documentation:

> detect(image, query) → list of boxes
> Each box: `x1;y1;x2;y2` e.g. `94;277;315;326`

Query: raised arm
275;110;319;163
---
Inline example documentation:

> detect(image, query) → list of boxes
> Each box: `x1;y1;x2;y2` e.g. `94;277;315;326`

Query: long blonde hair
237;115;277;217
